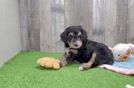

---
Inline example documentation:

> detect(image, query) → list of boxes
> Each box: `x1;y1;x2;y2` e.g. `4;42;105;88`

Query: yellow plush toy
37;57;60;69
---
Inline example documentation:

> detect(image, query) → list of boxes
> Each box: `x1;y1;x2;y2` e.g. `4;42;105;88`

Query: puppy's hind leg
79;52;96;71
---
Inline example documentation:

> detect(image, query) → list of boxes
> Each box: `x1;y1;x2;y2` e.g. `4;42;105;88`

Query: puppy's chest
74;49;93;63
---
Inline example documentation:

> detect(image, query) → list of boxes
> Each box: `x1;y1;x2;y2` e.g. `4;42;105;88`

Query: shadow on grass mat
0;51;134;88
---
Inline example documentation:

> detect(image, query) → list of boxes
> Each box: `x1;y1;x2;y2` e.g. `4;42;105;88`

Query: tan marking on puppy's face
68;40;82;49
67;31;83;49
78;31;82;36
68;32;74;36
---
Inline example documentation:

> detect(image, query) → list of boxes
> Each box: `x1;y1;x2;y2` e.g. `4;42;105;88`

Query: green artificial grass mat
0;51;134;88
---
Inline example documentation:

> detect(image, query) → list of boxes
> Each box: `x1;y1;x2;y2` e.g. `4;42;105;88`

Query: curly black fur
60;26;114;67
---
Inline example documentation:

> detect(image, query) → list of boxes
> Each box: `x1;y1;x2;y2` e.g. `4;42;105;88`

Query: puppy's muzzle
69;40;82;49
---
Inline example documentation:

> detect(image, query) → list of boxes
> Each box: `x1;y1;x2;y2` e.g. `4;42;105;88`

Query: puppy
60;26;114;70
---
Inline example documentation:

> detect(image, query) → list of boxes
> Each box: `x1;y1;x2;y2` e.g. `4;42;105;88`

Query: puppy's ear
60;30;67;43
60;30;69;47
79;26;87;40
82;29;87;39
60;26;72;42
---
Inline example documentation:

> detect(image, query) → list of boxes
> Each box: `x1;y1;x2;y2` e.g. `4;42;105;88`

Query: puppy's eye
118;54;120;56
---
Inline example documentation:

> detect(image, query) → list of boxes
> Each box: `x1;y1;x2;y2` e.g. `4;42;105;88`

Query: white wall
0;0;22;66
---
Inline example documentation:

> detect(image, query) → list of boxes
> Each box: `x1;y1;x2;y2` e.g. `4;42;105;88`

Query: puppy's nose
74;44;78;47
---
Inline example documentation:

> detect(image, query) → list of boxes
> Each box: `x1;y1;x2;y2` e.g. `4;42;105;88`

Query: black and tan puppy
60;26;114;71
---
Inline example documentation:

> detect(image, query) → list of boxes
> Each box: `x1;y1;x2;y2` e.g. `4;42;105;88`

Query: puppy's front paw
80;63;91;70
98;65;105;68
79;66;84;71
98;64;109;69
